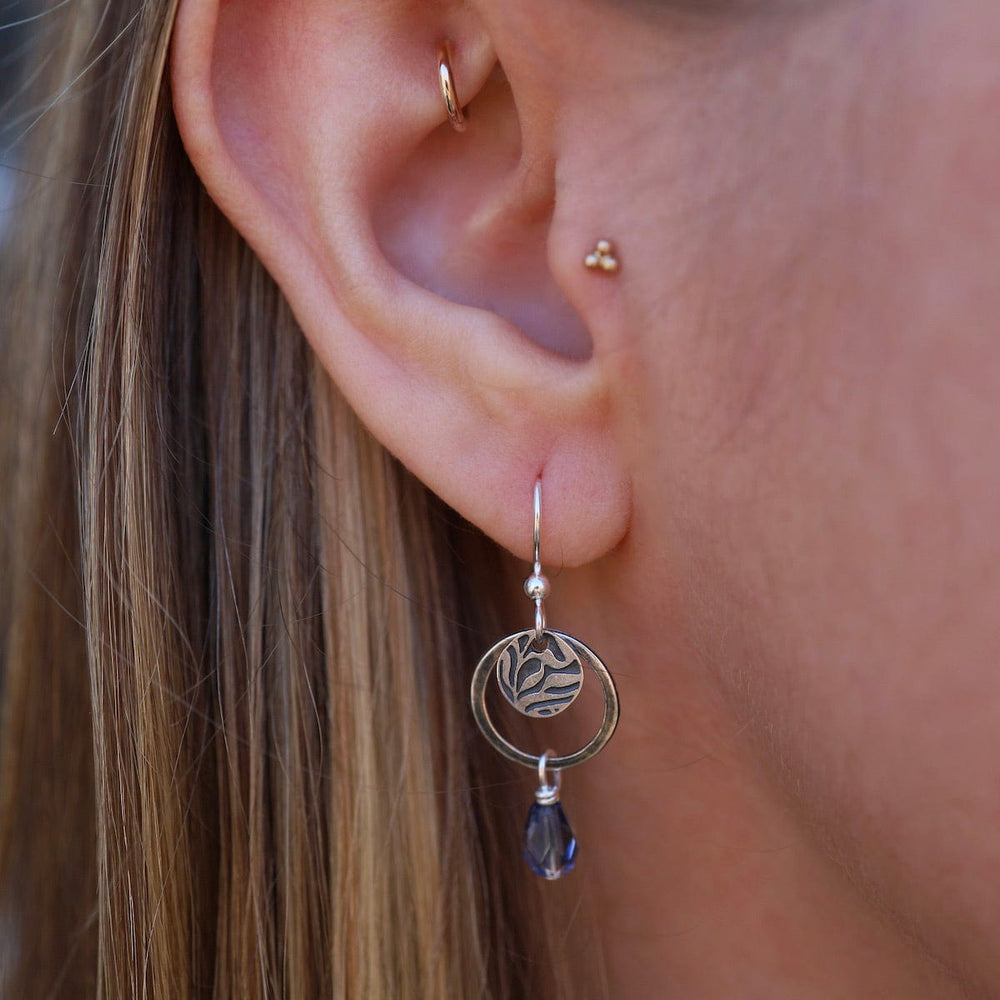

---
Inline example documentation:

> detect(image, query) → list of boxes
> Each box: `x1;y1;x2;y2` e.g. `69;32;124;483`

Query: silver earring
470;479;620;879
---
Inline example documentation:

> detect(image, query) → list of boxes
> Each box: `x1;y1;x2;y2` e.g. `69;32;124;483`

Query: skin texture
172;0;1000;994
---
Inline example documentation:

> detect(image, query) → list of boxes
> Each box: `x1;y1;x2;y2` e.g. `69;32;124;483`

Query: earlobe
170;0;632;565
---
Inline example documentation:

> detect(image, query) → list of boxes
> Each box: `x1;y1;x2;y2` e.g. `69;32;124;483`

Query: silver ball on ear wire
524;573;551;602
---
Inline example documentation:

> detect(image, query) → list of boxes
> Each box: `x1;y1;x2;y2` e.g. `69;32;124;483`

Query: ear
171;0;631;565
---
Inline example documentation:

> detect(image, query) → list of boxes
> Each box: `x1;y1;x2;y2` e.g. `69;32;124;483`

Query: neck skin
542;542;960;999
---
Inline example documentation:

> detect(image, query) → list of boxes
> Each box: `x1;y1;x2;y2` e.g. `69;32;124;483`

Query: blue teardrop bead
522;801;577;879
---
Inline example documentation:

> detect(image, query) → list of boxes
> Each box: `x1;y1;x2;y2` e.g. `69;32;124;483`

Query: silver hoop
470;629;620;771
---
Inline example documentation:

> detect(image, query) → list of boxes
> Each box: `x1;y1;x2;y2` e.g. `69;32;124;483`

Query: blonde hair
0;1;582;995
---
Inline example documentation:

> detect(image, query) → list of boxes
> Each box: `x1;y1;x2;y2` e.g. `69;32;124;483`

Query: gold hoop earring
438;44;467;132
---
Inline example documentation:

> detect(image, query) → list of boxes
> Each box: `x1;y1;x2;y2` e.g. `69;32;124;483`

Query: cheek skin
630;0;1000;986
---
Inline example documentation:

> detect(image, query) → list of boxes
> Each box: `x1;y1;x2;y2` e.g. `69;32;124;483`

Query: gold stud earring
584;239;620;273
438;44;466;132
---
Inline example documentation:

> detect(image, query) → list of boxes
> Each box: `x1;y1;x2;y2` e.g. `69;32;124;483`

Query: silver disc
470;629;620;772
495;631;584;717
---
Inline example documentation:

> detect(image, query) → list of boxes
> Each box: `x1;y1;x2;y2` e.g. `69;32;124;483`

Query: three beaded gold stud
584;239;620;274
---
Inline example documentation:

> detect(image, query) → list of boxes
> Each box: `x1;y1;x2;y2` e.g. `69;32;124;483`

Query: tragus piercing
470;479;620;879
438;43;466;131
584;238;620;273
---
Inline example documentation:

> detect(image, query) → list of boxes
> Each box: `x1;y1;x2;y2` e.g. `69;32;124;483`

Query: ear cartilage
584;238;620;273
438;44;466;132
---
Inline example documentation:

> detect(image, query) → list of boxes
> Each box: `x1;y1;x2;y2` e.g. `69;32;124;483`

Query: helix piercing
438;44;466;132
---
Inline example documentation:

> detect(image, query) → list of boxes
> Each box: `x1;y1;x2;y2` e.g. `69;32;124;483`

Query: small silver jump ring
438;45;466;131
536;749;561;805
534;601;546;643
537;749;560;790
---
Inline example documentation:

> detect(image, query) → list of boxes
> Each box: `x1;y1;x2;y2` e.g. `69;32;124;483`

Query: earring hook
533;478;542;575
525;479;549;643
